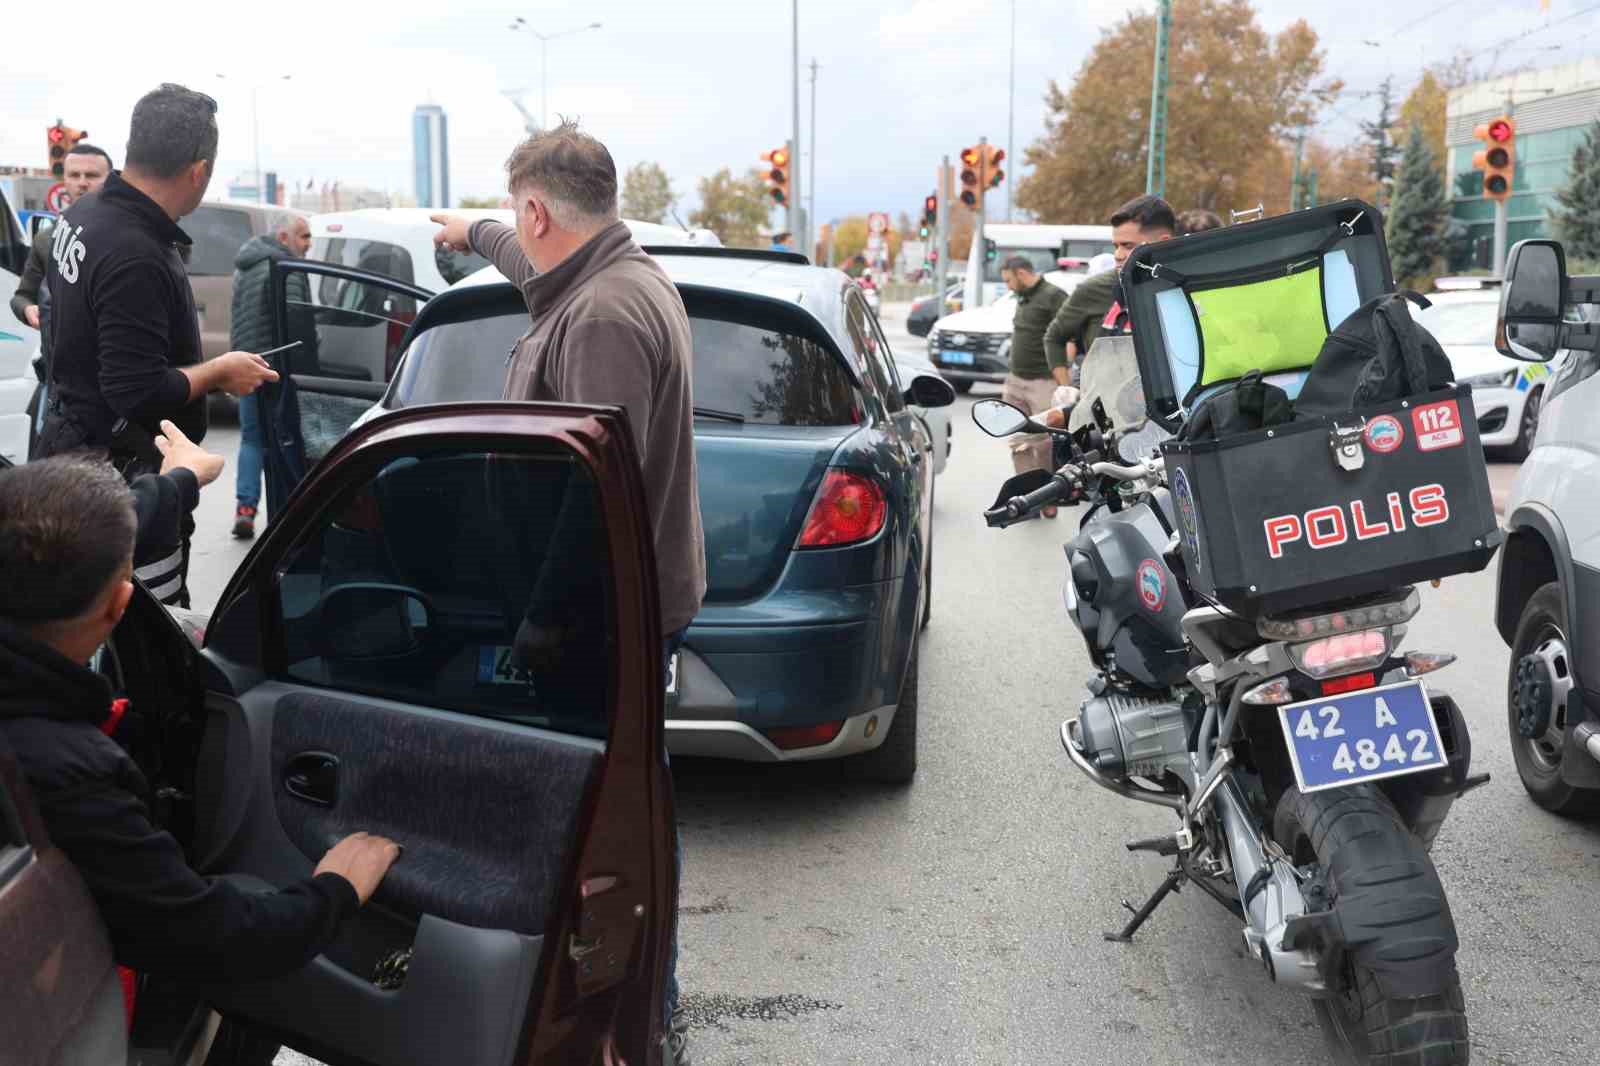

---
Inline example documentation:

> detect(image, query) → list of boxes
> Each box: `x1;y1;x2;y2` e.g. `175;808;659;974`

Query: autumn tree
830;215;902;271
1016;0;1339;222
457;195;502;208
1386;123;1448;289
1245;137;1376;216
1551;121;1600;260
1396;71;1448;170
689;168;771;248
620;161;676;224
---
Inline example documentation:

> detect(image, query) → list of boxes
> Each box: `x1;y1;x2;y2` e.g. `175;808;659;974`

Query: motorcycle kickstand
1104;863;1186;943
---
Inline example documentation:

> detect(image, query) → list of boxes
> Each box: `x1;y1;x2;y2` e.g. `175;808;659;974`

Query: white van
963;222;1114;309
0;184;40;465
309;208;721;295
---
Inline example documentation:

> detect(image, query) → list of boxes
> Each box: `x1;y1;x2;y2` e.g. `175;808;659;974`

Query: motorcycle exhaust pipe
1212;775;1324;993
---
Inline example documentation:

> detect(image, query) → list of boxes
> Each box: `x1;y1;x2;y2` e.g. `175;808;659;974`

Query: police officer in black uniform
38;83;279;605
39;83;277;468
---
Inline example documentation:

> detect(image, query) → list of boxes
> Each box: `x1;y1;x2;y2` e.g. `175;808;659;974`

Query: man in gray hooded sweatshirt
226;213;312;538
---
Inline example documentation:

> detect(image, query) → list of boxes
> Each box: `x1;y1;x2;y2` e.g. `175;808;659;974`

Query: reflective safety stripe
135;547;183;584
144;573;183;602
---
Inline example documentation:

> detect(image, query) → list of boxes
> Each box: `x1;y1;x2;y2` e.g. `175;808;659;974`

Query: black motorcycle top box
1118;201;1500;616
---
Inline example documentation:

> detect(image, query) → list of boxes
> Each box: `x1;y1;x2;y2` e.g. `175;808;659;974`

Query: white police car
1417;279;1573;460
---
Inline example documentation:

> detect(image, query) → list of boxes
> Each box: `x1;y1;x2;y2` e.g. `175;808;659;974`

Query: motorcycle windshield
1070;335;1149;434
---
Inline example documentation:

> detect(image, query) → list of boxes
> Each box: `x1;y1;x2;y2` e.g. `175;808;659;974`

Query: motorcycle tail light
1292;628;1390;678
797;470;887;548
1257;588;1420;642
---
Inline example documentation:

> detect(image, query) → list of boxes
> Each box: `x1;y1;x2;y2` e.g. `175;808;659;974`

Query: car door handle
283;752;339;806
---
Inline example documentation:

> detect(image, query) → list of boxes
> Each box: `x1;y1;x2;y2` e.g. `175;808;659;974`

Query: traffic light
984;237;998;264
47;124;88;179
920;193;936;239
761;146;791;206
1472;116;1516;204
982;145;1005;189
959;146;982;207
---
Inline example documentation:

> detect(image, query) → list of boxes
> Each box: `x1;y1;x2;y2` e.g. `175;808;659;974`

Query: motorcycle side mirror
971;398;1047;437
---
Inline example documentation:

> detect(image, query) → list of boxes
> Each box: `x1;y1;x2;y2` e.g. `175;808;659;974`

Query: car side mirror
904;372;956;409
1498;239;1574;362
971;398;1047;437
317;583;431;660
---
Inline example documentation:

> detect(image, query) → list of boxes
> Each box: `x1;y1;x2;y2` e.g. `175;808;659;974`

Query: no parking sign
44;183;68;213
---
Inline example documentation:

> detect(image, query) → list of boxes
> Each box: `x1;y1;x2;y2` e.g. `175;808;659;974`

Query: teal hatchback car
259;246;954;783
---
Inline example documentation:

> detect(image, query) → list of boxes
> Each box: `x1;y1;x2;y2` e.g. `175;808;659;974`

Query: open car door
260;259;434;515
178;402;673;1064
0;740;129;1065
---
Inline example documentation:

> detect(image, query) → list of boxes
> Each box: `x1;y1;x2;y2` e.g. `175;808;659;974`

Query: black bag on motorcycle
1120;200;1501;617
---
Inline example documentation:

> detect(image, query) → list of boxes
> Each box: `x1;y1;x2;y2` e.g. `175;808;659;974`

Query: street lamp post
215;73;291;204
509;17;603;131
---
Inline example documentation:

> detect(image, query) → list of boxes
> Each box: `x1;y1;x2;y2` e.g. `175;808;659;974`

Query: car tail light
764;720;845;750
1320;672;1378;696
797;470;886;548
1292;629;1390;679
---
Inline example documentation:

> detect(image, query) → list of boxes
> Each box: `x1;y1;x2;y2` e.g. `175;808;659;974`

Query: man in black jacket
37;84;278;468
0;457;399;986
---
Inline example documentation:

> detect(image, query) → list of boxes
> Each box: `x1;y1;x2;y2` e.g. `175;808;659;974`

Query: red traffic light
48;126;65;143
959;147;981;168
1487;119;1513;143
924;194;937;214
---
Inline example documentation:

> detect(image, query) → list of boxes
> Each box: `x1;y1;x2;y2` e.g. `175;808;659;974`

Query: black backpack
1294;291;1454;420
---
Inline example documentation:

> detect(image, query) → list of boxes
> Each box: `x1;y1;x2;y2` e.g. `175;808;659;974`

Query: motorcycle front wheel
1272;785;1470;1066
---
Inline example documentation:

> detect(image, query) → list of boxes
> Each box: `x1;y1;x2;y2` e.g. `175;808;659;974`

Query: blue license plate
940;349;975;366
1277;680;1447;792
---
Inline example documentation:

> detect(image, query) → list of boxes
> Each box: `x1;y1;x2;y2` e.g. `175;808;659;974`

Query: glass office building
1446;59;1600;271
413;104;450;210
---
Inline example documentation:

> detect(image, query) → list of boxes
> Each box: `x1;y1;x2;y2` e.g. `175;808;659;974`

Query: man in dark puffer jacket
227;214;313;539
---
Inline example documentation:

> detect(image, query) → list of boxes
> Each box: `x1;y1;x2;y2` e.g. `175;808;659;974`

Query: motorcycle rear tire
1272;786;1469;1066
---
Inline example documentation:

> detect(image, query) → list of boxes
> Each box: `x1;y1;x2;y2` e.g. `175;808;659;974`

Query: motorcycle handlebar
1089;457;1164;481
984;471;1078;527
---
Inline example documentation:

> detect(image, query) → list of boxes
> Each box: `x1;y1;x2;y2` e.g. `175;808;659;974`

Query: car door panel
191;403;671;1065
262;260;434;514
0;747;128;1066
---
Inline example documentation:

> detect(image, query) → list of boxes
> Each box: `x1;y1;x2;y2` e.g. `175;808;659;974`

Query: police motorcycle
972;202;1500;1064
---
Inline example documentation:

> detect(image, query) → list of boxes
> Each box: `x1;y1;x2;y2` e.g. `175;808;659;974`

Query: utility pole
1007;0;1016;222
974;136;988;308
1290;127;1306;211
935;156;950;310
809;58;819;262
1307;169;1319;209
790;0;802;249
1145;0;1172;197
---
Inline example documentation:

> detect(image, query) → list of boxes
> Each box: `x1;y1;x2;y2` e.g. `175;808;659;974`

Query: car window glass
391;312;528;408
845;294;900;412
274;446;615;739
184;206;254;276
435;245;492;286
284;265;419;384
864;305;904;394
692;314;862;425
308;239;418;301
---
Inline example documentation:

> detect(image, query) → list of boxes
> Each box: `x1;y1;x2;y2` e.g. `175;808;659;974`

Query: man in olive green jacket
999;258;1068;490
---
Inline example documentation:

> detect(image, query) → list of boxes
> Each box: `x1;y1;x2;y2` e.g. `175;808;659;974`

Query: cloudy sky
4;0;1590;226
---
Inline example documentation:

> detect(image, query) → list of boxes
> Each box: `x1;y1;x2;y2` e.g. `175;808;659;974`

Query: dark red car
0;403;676;1064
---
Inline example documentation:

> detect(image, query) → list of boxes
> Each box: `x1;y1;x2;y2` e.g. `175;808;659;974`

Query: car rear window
389;307;860;426
310;238;417;299
185;205;254;276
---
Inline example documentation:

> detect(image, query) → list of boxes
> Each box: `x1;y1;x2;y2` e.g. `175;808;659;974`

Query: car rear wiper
694;407;746;424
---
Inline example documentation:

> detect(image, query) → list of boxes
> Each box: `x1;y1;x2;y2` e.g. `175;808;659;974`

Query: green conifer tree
1551;120;1600;262
1385;123;1448;288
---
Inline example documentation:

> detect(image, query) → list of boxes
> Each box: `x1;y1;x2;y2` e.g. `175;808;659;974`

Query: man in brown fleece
431;119;703;1066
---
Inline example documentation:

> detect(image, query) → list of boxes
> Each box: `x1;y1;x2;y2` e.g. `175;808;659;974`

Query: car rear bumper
666;584;907;762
